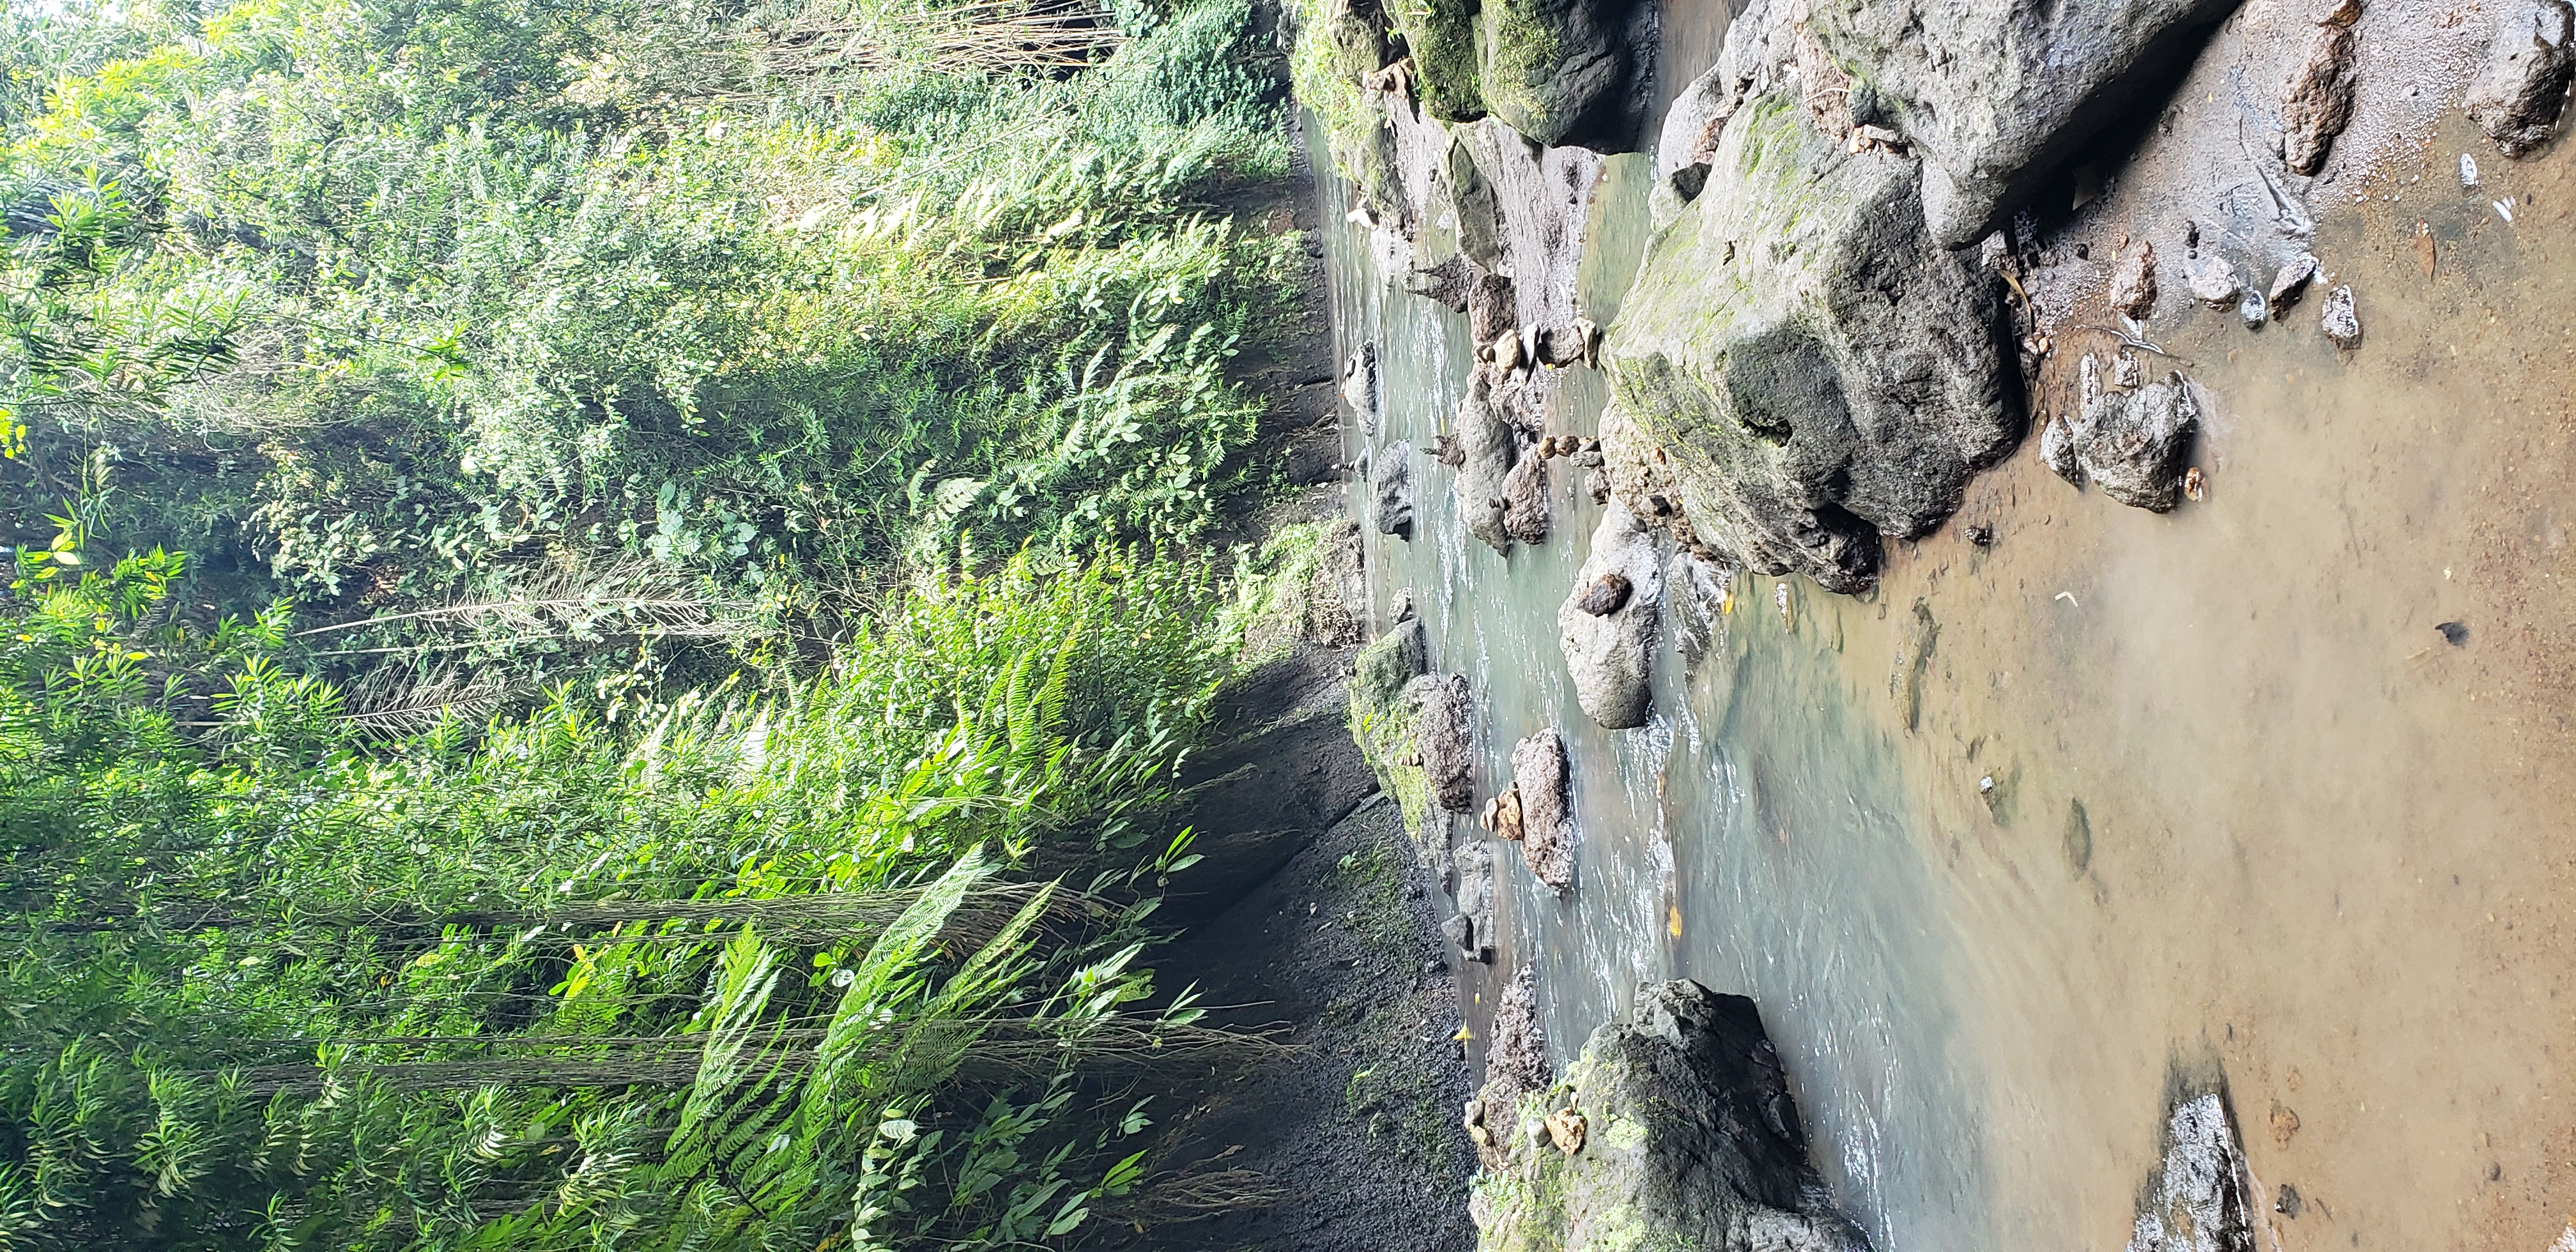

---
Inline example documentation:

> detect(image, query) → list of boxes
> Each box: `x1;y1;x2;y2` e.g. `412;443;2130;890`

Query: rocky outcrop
1603;89;2015;593
1800;0;2238;247
1455;371;1521;553
2464;0;2576;157
1469;980;1871;1252
1409;671;1478;814
1557;508;1662;729
2043;360;2199;511
1510;729;1574;892
2125;1092;2258;1252
1376;440;1416;538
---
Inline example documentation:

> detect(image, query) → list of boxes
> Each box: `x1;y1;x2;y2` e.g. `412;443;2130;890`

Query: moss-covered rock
1385;0;1487;123
1347;618;1443;845
1473;0;1644;149
1601;87;2014;593
1469;981;1869;1252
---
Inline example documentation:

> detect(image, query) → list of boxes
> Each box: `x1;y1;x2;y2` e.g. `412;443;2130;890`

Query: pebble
2461;153;2480;188
2320;284;2363;348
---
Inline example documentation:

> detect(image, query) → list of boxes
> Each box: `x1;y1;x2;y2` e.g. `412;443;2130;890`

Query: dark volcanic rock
1510;729;1574;892
2464;0;2576;157
1453;841;1498;963
1374;439;1415;538
2281;23;2359;174
1469;967;1552;1170
1470;981;1871;1252
1557;508;1661;729
1407;671;1478;814
1473;0;1652;150
2125;1092;2258;1252
1406;254;1481;310
1805;0;2237;246
1467;270;1518;346
2048;360;2200;511
1455;372;1520;553
1603;88;2014;593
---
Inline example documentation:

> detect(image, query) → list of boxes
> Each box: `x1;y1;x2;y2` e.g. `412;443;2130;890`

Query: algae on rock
1471;981;1870;1252
1602;89;2016;593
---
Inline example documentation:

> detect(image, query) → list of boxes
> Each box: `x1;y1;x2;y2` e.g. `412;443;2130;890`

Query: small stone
2108;240;2158;320
2187;256;2242;306
1575;572;1634;616
2438;620;2469;646
2183;466;2207;501
1963;525;1995;547
1441;912;1475;950
2270;1102;2302;1145
2269;254;2319;307
2461;152;2482;188
2112;353;2143;390
2276;1184;2306;1218
2041;413;2085;485
1584;468;1612;505
1545;1108;1588;1154
2281;23;2359;174
2320;284;2363;347
2240;287;2269;328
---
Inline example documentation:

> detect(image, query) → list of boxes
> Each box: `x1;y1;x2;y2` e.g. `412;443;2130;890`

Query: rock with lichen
1470;980;1869;1252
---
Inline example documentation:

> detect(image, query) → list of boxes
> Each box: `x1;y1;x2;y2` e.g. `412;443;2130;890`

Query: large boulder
1475;0;1653;149
1469;981;1871;1252
1806;0;2238;247
1502;452;1552;544
1455;370;1521;553
1510;729;1575;893
1558;508;1662;729
1603;90;2016;593
1386;0;1652;150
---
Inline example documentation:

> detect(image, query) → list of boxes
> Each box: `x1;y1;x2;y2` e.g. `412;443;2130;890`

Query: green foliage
0;533;1243;1248
0;0;1296;680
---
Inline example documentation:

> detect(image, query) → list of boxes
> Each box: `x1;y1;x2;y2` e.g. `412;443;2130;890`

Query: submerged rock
2464;0;2576;158
1470;980;1871;1252
2320;284;2363;348
1510;729;1574;893
1453;841;1497;963
1407;671;1478;814
1455;372;1520;553
2125;1092;2258;1252
1557;508;1662;729
2050;362;2200;511
2280;22;2359;174
1806;0;2237;246
1342;342;1379;433
1374;439;1414;538
1604;86;2013;593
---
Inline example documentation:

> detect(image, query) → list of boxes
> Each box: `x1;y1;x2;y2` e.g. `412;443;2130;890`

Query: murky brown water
1317;11;2576;1248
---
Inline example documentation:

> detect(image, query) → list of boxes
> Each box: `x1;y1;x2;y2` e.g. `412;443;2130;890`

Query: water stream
1314;34;2576;1252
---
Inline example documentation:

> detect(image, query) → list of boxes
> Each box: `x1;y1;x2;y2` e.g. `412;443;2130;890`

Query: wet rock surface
1557;508;1663;729
2124;1092;2258;1252
1604;83;2015;593
1804;0;2237;247
1375;439;1415;538
2048;361;2201;511
2465;0;2576;157
1454;372;1521;553
1509;728;1574;893
1502;450;1552;544
1342;340;1380;433
1468;968;1552;1170
1409;671;1479;814
1469;981;1871;1252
